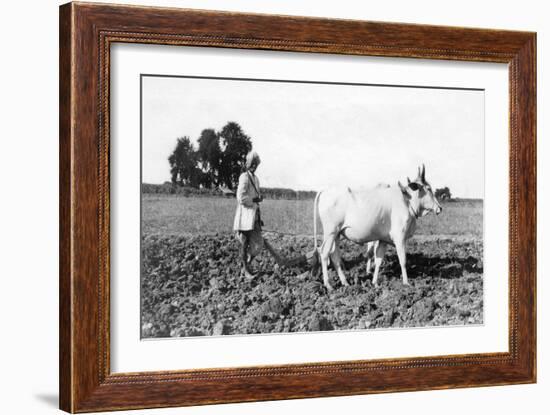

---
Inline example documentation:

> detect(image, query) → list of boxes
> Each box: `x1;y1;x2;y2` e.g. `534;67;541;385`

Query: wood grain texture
59;2;537;413
59;3;73;411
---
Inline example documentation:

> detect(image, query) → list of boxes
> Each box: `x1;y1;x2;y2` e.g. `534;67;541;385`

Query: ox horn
421;164;426;183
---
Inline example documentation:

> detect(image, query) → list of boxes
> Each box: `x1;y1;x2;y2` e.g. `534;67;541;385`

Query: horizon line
141;182;483;200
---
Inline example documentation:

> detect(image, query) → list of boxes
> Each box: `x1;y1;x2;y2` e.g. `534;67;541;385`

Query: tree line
168;121;252;190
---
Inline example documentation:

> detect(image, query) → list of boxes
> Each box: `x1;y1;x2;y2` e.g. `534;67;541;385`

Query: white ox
313;165;442;291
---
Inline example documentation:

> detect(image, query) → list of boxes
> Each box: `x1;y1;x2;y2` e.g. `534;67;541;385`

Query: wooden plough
261;229;321;278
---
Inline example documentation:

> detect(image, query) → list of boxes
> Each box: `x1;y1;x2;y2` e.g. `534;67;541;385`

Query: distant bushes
260;187;317;200
435;186;452;200
142;183;317;200
142;183;225;197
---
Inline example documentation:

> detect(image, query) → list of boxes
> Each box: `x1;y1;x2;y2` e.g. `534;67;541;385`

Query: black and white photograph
140;74;484;339
4;0;546;413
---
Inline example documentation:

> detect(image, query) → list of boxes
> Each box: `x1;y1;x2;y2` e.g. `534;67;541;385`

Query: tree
168;137;200;187
435;186;452;200
196;128;221;187
218;122;252;189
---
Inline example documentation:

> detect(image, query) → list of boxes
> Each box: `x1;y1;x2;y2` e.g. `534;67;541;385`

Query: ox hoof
241;269;257;281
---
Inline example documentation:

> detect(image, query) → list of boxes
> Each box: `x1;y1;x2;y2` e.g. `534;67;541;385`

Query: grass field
142;194;483;238
141;194;484;338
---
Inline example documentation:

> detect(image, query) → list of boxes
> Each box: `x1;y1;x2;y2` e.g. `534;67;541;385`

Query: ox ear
399;181;412;201
407;176;411;184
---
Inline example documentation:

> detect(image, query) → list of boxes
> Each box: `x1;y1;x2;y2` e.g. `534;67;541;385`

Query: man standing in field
233;150;305;279
233;151;265;279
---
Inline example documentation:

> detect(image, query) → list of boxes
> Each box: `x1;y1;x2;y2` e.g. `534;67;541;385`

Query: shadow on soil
342;252;483;282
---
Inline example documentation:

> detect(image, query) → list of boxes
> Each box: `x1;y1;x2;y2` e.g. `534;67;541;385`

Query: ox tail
313;190;322;251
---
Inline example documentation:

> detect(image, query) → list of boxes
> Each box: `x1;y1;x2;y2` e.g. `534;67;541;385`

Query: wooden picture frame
59;2;536;412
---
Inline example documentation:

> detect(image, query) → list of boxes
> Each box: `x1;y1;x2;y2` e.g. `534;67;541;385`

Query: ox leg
365;241;377;275
320;233;337;292
372;242;387;287
395;239;410;286
330;242;349;287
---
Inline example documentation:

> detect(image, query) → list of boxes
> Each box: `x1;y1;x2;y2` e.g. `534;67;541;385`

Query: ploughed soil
141;233;483;338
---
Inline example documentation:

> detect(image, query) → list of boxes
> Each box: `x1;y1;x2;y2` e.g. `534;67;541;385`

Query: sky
142;75;484;198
